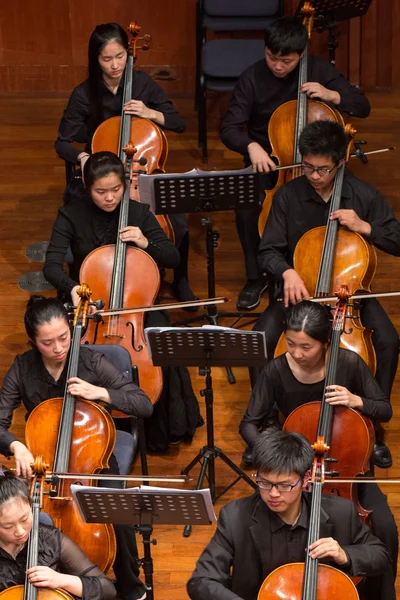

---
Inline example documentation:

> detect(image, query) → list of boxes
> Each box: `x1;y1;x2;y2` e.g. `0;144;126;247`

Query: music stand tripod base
146;327;266;537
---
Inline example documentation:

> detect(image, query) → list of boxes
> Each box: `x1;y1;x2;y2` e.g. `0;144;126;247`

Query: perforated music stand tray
145;326;265;536
71;484;214;600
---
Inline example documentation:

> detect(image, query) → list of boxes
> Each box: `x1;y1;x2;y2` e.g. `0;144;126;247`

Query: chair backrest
202;0;282;31
204;0;280;18
85;344;132;381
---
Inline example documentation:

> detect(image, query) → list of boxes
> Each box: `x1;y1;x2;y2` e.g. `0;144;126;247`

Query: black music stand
296;0;372;64
145;326;265;536
151;169;263;332
71;484;214;600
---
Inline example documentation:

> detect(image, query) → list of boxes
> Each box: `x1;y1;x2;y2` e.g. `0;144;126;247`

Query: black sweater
43;197;180;296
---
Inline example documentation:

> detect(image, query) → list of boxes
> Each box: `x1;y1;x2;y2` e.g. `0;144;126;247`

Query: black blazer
187;491;391;600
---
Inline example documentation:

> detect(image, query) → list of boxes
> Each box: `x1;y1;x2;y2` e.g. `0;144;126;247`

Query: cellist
220;16;370;311
239;301;397;600
43;152;203;450
54;22;198;307
0;295;153;600
256;120;400;468
187;430;392;600
0;473;116;599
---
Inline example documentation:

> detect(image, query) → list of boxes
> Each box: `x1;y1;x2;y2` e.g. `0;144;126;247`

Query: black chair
196;0;283;163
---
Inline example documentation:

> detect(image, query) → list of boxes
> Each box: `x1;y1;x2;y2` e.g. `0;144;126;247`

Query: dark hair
84;151;125;191
88;23;129;127
0;474;30;511
24;295;69;342
253;430;313;478
283;301;331;344
299;120;348;163
264;16;308;55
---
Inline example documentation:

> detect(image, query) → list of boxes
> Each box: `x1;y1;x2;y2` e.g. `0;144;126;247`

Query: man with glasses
253;119;400;469
187;430;392;600
220;16;370;311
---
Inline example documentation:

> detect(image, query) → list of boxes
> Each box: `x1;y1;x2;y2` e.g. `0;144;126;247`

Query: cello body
25;398;117;573
274;229;377;374
258;563;358;600
284;402;375;520
80;245;163;404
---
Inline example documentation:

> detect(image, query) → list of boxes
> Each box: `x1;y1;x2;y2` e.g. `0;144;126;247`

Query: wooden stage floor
0;92;399;598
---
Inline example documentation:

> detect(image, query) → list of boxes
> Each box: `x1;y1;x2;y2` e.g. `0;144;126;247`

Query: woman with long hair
54;22;196;305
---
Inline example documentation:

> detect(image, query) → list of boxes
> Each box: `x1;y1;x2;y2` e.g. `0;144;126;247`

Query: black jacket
187;491;391;600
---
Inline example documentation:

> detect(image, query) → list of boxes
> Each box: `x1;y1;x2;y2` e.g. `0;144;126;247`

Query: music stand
152;169;263;332
296;0;372;64
71;484;214;600
145;326;265;536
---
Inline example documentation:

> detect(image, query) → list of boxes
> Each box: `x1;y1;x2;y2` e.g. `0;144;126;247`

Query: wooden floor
0;92;400;598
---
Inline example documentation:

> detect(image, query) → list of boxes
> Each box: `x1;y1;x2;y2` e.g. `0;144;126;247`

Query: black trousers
169;213;190;283
235;173;276;281
252;297;399;399
101;455;145;600
358;482;398;600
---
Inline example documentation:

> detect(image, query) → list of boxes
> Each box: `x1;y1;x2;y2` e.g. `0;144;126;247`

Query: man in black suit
187;431;393;600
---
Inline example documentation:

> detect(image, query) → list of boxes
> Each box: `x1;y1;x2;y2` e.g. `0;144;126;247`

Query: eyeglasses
301;163;338;176
255;476;302;493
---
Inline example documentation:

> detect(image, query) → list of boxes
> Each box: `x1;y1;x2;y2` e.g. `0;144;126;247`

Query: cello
25;285;117;573
283;286;375;522
257;2;344;235
274;125;377;374
80;144;164;406
258;434;359;599
91;21;175;242
0;457;74;600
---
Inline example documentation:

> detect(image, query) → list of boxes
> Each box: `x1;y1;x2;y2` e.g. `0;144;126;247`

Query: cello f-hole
127;321;143;352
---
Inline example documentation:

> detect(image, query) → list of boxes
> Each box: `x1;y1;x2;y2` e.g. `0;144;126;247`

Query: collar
30;348;69;385
269;496;308;533
299;170;353;204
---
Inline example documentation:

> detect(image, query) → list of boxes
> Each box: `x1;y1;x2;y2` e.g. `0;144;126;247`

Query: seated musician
187;430;393;600
240;301;397;600
0;295;152;600
0;473;116;599
54;22;197;306
220;16;370;311
255;119;400;468
43;151;203;451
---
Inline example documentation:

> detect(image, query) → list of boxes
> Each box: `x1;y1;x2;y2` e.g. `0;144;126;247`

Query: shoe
172;278;199;311
237;279;268;310
242;445;253;466
372;439;392;469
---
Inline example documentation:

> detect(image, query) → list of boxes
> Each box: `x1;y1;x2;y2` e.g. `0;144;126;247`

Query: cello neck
314;164;345;296
119;52;134;161
53;324;82;473
316;306;344;447
109;183;130;310
294;44;308;164
24;484;41;600
302;478;323;600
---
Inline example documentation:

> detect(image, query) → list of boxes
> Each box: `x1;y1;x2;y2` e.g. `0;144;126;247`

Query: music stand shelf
72;484;214;600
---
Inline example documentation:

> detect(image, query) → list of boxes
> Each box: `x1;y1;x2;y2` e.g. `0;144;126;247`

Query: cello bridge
103;334;126;339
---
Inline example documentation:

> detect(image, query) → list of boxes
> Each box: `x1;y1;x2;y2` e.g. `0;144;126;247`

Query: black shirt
0;524;116;599
55;72;186;164
239;348;391;446
43;196;180;296
0;346;153;455
258;170;400;279
220;56;370;161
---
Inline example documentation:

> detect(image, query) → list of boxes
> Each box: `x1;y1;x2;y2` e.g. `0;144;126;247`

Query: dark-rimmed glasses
255;476;302;493
301;163;338;176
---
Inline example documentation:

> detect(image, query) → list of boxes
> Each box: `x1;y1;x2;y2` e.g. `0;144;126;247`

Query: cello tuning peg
325;470;339;477
324;457;338;463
